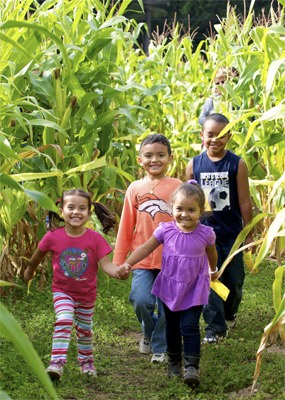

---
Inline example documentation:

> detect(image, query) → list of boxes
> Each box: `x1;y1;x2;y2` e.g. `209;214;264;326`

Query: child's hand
209;267;219;281
24;267;35;281
116;263;131;280
210;271;219;281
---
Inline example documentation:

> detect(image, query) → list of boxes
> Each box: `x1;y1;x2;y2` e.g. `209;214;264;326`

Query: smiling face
138;142;173;179
172;192;203;233
60;194;91;235
201;119;230;159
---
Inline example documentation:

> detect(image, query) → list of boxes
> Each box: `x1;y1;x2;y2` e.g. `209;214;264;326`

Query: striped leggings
50;292;94;364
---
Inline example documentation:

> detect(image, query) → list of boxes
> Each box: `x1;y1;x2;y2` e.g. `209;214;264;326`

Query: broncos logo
135;193;172;220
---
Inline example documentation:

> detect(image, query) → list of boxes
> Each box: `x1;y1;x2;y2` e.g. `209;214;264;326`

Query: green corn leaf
265;57;285;98
273;266;285;313
254;208;285;269
0;302;58;400
93;110;118;129
0;174;24;191
0;141;21;161
24;190;59;213
9;172;63;182
65;156;107;174
218;214;267;275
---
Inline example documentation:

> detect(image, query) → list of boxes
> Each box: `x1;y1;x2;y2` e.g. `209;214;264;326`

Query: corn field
0;0;284;397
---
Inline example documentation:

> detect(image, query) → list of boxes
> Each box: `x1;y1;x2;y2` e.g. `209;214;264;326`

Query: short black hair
139;134;172;155
202;113;229;130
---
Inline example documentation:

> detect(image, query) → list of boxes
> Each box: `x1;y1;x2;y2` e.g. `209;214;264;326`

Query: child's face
214;74;227;95
60;195;91;232
201;120;230;158
172;192;202;233
138;142;173;179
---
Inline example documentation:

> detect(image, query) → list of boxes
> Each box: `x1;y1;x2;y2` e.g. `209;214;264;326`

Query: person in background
113;134;182;364
198;67;239;126
118;180;218;386
24;189;128;381
186;113;254;344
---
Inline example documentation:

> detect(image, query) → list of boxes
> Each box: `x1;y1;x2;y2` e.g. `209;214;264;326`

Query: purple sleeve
153;223;165;244
207;227;216;246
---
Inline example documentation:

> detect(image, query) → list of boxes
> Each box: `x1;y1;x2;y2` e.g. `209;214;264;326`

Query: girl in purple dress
119;180;218;386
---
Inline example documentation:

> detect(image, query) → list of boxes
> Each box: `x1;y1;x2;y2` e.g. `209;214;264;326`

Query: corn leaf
253;209;285;269
0;302;58;400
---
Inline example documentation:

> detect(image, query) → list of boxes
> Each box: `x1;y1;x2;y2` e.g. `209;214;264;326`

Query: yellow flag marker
210;280;230;301
27;272;36;295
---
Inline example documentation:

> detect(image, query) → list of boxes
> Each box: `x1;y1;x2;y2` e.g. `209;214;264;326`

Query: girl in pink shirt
24;189;127;381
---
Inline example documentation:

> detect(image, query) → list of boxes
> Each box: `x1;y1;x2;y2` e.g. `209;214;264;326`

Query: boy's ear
137;156;143;166
200;130;204;139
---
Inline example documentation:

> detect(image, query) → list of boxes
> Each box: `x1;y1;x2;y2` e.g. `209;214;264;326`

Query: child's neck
145;173;166;181
206;149;227;162
64;226;86;237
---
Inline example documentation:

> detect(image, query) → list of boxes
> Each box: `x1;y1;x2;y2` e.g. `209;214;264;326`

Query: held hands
116;263;132;280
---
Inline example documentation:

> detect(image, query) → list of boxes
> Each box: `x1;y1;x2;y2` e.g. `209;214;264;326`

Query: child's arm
122;235;161;269
206;244;219;280
198;97;214;126
237;159;254;245
24;248;47;281
113;187;137;265
99;255;129;280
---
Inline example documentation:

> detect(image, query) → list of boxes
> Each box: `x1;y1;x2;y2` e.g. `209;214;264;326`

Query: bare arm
125;236;161;267
237;159;254;245
206;244;219;280
24;248;47;281
99;255;129;280
185;159;194;181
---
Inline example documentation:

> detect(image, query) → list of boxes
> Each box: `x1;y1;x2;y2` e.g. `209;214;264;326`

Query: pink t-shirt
39;227;112;303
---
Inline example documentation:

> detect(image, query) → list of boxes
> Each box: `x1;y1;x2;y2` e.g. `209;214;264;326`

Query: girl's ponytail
46;199;64;231
92;201;117;234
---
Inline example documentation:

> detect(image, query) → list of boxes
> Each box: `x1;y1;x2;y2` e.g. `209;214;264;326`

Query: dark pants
203;239;245;334
163;304;203;357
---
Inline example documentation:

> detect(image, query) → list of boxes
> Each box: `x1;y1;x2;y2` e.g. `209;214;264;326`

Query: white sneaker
139;336;151;354
151;353;167;364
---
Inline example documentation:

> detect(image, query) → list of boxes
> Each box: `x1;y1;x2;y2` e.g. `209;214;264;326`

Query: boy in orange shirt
113;134;181;363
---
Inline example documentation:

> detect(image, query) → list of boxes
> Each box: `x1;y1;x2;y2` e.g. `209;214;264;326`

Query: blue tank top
193;150;243;240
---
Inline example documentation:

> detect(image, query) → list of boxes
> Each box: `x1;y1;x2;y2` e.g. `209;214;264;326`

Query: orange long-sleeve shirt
113;177;182;270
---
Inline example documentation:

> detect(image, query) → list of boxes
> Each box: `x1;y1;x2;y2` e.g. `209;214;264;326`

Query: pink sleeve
96;234;113;261
38;231;52;253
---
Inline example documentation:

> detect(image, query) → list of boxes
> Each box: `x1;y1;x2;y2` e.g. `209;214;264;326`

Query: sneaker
202;331;227;344
80;360;97;376
46;360;64;381
226;317;236;329
139;336;151;354
151;353;167;364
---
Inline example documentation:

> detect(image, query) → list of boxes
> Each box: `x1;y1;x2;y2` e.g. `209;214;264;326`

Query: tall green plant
0;283;58;400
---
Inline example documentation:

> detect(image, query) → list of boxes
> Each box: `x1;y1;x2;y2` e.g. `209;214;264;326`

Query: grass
1;261;284;400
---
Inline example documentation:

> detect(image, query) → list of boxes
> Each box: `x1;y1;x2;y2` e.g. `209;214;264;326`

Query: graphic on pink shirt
60;248;88;279
135;194;172;220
